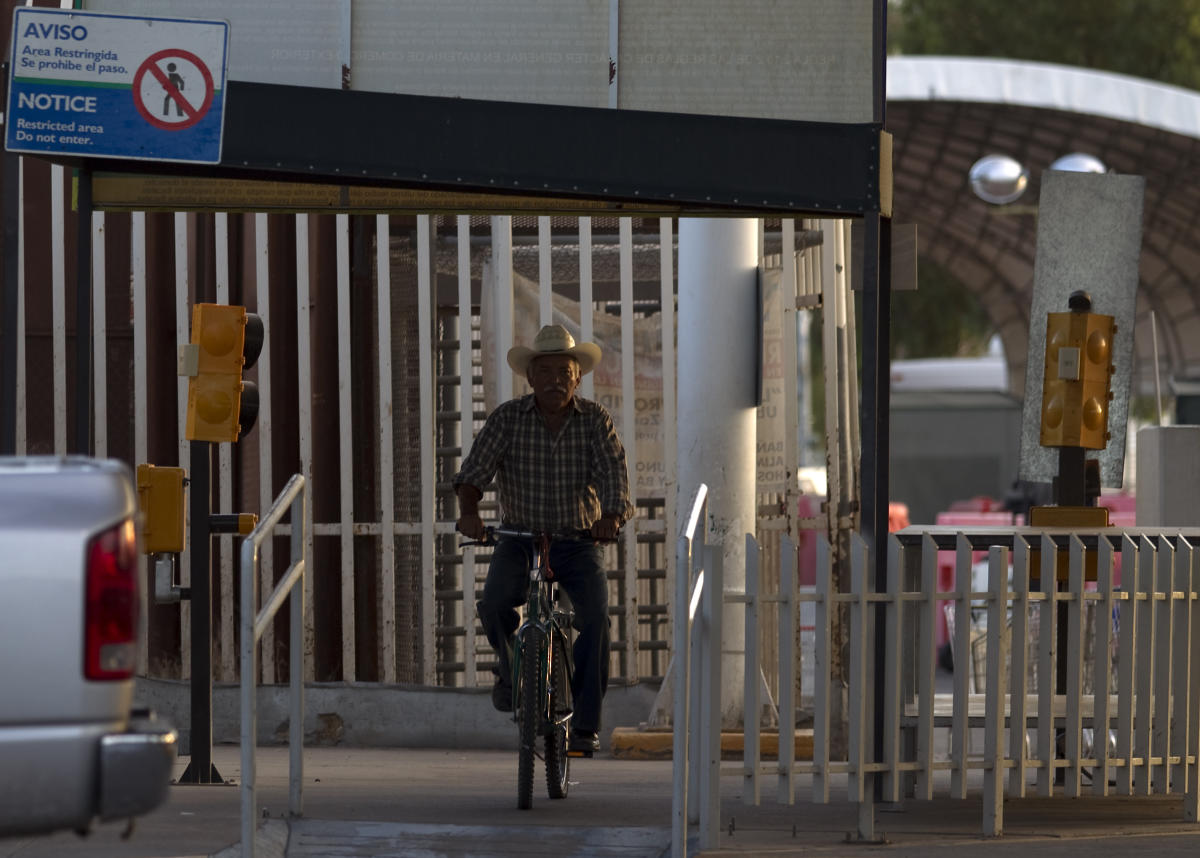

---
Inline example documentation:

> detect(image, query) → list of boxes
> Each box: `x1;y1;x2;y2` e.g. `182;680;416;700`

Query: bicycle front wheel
544;630;571;799
516;626;543;810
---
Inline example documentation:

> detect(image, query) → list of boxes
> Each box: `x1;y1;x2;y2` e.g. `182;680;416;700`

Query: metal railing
670;482;710;858
238;473;308;858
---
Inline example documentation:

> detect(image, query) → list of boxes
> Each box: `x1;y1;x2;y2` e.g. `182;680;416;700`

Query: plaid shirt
454;394;633;532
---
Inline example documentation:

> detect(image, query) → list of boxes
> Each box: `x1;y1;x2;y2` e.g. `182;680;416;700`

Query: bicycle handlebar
458;524;614;548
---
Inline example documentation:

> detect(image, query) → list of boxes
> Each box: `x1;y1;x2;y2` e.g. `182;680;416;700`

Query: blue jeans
477;537;610;733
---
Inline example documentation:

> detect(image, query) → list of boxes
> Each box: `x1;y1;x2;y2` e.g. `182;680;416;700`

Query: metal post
74;164;93;455
240;540;257;857
290;487;306;817
700;545;723;851
179;440;220;783
672;535;691;858
1;63;19;456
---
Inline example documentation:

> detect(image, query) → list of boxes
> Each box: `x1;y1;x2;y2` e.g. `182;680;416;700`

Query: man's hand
455;483;485;540
590;514;620;542
457;513;486;540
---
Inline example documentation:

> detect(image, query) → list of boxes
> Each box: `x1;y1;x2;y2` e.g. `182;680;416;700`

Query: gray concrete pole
677;217;758;728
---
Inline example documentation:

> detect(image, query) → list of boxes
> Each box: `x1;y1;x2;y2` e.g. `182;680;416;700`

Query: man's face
528;354;580;412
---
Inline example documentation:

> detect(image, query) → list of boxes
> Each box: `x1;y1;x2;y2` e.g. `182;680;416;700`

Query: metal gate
5;157;830;695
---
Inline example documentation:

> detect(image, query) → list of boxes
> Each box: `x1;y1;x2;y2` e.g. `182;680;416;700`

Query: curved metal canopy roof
886;56;1200;401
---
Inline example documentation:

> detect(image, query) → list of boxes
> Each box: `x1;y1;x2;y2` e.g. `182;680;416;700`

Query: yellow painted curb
610;727;814;761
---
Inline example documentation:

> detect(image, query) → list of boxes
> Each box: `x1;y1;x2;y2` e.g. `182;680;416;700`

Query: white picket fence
680;524;1200;851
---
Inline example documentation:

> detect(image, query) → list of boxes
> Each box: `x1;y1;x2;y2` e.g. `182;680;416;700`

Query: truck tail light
85;518;139;680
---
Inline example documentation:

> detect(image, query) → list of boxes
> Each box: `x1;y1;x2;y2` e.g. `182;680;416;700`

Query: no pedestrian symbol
133;49;214;131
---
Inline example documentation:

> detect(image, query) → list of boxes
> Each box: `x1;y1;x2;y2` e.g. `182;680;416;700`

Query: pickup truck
0;456;177;838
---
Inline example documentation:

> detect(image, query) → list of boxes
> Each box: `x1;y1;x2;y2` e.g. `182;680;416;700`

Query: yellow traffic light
183;303;264;443
136;464;186;554
1040;298;1116;450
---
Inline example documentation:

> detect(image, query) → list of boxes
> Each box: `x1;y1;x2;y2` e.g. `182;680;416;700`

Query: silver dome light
1049;152;1108;173
969;154;1029;205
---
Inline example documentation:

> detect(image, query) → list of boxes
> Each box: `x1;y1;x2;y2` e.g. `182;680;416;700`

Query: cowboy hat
507;324;602;375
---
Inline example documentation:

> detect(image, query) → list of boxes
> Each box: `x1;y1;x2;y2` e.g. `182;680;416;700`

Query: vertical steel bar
1171;537;1191;794
812;535;832;803
254;213;275;684
91;211;105;457
490;216;514;403
848;533;868;805
538;215;552;325
688;554;703;824
1116;536;1139;795
290;485;306;817
619;218;638;678
52;165;66;454
916;533;937;800
579;217;595;401
1009;536;1031;797
1;119;19;455
1186;537;1200;820
983;545;1010;835
700;545;723;851
1135;536;1157;795
1093;536;1116;796
778;535;796;804
74;166;93;454
132;211;148;674
295;214;316;680
215;213;234;683
417;215;436;685
818;222;839;549
376;214;397;684
744;534;760;806
1153;535;1174;793
1064;536;1086;797
660;216;676;643
336;213;356;681
175;212;191;680
1036;534;1057;796
950;533;972;799
239;538;257;858
14;156;27;455
455;215;473;685
671;535;691;858
881;535;903;802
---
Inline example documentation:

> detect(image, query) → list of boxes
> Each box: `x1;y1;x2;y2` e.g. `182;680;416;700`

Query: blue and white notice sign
6;8;228;164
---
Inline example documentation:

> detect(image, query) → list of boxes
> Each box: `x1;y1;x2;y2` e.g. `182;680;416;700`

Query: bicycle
460;526;590;809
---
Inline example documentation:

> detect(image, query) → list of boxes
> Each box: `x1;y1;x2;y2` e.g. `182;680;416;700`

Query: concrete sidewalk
2;745;1199;857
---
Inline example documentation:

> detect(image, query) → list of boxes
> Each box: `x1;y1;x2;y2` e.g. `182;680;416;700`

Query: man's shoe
568;728;599;753
492;677;513;713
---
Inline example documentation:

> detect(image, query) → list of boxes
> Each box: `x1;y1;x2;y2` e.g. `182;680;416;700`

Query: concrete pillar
677;217;758;727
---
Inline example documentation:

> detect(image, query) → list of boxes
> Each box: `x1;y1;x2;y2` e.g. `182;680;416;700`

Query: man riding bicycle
454;324;633;755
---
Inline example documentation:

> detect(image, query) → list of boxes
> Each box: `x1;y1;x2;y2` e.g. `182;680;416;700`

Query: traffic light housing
182;303;264;443
1039;295;1116;450
136;464;186;554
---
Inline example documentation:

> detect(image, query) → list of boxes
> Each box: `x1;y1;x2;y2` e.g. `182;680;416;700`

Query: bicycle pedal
567;748;594;759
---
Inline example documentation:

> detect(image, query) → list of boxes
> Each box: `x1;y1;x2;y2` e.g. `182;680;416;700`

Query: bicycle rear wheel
517;627;542;810
544;631;571;799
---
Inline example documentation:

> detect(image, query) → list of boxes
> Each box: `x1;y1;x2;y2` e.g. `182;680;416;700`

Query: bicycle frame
500;529;574;735
462;525;580;807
